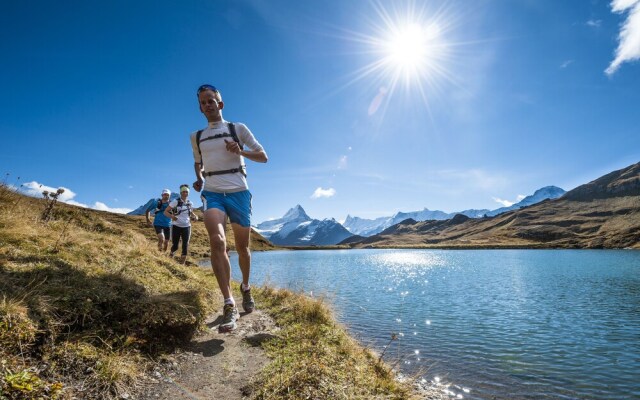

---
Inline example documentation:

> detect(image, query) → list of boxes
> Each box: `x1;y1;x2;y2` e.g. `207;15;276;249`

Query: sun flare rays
336;1;464;119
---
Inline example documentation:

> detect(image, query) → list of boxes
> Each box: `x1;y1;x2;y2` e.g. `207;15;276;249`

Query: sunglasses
197;84;219;96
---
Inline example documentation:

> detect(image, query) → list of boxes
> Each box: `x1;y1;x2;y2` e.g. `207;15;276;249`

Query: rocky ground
138;309;279;400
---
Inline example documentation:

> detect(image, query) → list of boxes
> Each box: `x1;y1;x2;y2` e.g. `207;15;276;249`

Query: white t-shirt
168;199;194;228
190;120;264;192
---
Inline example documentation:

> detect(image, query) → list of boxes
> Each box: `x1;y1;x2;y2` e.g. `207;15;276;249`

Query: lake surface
223;249;640;399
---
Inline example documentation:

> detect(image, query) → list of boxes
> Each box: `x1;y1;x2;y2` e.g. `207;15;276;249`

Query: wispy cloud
492;194;525;207
15;180;132;214
310;187;336;199
606;0;640;75
436;169;509;191
93;202;132;214
337;155;348;170
19;181;79;203
560;59;574;69
586;19;602;28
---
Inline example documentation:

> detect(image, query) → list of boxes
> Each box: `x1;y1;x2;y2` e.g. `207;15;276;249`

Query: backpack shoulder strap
196;129;204;159
228;122;242;149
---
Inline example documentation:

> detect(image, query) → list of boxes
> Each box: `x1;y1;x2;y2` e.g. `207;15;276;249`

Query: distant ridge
255;205;352;246
342;185;566;236
346;162;640;249
128;193;180;216
563;163;640;200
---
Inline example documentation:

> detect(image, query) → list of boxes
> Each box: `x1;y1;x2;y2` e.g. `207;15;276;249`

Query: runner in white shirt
191;84;268;333
164;184;198;264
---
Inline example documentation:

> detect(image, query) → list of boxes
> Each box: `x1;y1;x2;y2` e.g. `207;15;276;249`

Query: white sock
241;283;250;291
224;297;235;306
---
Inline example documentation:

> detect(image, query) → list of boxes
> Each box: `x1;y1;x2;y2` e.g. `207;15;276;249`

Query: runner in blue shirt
145;189;172;252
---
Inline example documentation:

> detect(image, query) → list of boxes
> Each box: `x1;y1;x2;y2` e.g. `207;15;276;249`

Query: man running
164;184;198;264
145;189;172;252
190;84;268;332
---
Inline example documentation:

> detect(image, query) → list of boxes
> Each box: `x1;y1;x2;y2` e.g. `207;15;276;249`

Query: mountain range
254;205;353;246
254;185;565;246
342;186;566;236
344;162;640;249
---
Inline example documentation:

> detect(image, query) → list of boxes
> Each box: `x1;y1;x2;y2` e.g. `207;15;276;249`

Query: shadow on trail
188;338;225;357
0;254;208;354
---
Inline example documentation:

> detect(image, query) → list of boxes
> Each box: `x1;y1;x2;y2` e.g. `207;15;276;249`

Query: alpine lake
214;249;640;399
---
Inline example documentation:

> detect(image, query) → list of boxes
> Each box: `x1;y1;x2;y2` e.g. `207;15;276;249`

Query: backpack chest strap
203;166;246;177
197;122;247;178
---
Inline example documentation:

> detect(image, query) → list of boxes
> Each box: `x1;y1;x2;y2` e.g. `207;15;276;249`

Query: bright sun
338;2;460;117
373;14;449;89
387;24;427;67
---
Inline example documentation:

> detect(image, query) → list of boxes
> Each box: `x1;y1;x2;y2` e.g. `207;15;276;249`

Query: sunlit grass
0;185;222;398
251;286;419;399
0;185;429;399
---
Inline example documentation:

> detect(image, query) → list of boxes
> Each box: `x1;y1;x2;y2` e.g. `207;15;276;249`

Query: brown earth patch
138;309;278;400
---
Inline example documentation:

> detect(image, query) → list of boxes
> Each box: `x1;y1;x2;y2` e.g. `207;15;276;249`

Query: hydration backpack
195;122;246;177
171;199;192;216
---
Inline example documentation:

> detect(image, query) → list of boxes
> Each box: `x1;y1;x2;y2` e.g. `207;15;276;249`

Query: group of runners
145;185;198;264
146;84;268;333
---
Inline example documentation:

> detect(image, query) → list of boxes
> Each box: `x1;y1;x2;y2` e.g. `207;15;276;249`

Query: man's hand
193;179;203;192
224;139;242;155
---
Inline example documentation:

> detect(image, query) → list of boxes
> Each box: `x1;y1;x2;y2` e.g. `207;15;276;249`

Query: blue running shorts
201;190;252;227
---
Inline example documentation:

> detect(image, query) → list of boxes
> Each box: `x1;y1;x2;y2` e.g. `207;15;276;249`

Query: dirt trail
139;309;278;400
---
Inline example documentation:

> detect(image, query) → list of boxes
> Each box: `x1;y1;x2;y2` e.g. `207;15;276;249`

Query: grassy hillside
354;196;640;249
0;186;420;399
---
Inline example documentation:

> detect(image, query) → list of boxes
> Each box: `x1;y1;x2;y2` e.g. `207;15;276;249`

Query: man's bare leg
232;223;254;312
156;232;164;251
203;208;232;300
231;223;251;287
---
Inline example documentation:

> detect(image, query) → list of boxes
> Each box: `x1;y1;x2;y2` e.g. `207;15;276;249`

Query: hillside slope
0;186;426;399
353;162;640;249
0;186;277;397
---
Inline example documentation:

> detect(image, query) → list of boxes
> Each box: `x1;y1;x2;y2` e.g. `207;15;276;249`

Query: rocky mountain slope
343;186;565;236
255;205;352;246
346;163;640;249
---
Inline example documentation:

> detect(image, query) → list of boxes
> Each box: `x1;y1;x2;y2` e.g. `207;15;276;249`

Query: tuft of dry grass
0;186;224;398
251;286;417;400
1;185;422;399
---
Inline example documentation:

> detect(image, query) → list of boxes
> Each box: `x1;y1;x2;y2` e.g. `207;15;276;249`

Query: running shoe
218;304;239;333
241;286;255;313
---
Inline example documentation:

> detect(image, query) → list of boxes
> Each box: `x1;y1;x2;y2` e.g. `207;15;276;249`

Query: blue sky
2;0;639;223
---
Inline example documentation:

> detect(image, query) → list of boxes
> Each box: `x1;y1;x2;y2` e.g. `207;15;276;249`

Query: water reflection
227;249;640;399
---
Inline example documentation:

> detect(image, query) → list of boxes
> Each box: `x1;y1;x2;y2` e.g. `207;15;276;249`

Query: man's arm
193;162;204;192
224;139;268;163
240;149;268;163
163;205;176;221
145;210;152;225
